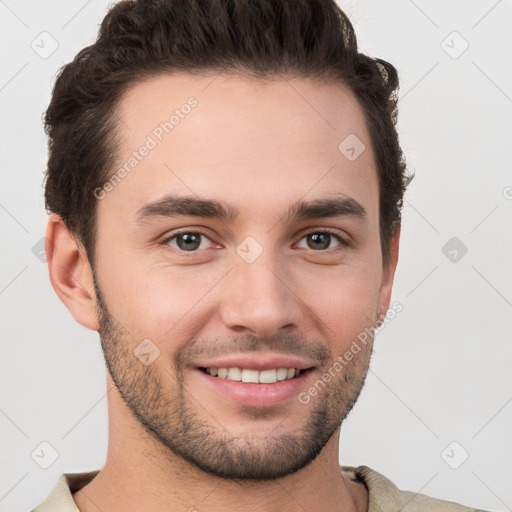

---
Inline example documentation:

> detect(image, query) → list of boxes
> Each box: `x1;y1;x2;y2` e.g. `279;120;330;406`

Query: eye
297;230;346;251
163;231;214;252
161;228;348;254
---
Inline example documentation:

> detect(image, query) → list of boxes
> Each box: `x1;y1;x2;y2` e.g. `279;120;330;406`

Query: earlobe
45;214;100;331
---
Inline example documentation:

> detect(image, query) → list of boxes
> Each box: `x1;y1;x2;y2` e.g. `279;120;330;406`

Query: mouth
195;366;316;407
198;366;312;384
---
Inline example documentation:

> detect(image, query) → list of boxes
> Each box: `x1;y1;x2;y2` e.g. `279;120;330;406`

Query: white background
0;1;511;510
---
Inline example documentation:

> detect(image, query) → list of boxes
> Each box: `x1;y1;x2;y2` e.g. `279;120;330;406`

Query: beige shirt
31;465;488;511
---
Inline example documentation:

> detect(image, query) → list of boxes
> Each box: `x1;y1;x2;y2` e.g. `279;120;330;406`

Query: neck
73;376;367;512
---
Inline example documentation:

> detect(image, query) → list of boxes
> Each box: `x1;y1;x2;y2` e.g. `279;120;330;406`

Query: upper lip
195;354;316;371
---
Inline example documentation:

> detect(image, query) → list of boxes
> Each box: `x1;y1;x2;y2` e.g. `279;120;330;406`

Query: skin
46;72;399;512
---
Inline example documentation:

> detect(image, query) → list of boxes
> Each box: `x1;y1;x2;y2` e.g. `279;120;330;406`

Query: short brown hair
44;0;409;267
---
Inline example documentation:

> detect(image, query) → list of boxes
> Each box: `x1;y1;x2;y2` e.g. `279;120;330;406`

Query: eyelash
160;228;348;254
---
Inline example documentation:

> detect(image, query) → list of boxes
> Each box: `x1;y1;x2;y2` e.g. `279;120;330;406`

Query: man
33;0;487;510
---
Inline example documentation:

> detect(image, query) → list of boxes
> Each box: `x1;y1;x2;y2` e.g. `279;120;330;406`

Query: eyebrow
134;194;366;224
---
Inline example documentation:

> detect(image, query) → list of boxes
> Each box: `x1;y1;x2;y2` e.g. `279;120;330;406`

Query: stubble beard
92;271;372;481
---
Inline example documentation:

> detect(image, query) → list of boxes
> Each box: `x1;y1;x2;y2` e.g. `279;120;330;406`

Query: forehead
100;71;378;225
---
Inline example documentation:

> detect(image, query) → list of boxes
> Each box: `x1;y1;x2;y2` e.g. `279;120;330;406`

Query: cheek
97;252;227;343
300;263;381;350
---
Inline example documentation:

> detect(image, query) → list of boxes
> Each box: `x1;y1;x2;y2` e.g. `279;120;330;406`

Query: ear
45;214;99;331
378;224;400;316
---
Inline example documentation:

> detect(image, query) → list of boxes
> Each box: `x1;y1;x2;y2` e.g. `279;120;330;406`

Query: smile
199;367;306;384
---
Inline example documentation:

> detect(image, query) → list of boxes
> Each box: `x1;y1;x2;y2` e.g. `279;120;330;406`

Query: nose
219;251;302;339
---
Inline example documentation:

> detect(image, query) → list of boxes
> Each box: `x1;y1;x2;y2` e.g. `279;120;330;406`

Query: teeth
227;367;241;381
258;369;276;383
205;367;303;383
276;368;288;381
242;369;259;383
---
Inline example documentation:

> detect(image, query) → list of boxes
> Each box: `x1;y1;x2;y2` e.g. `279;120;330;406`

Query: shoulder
342;465;490;512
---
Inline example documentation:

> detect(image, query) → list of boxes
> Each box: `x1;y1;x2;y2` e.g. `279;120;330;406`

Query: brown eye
166;232;212;251
308;233;331;250
297;231;344;251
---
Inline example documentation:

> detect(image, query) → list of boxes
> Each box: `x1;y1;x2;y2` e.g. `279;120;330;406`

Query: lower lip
196;368;314;408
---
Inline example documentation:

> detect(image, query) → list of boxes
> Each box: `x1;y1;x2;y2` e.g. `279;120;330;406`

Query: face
91;72;396;480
